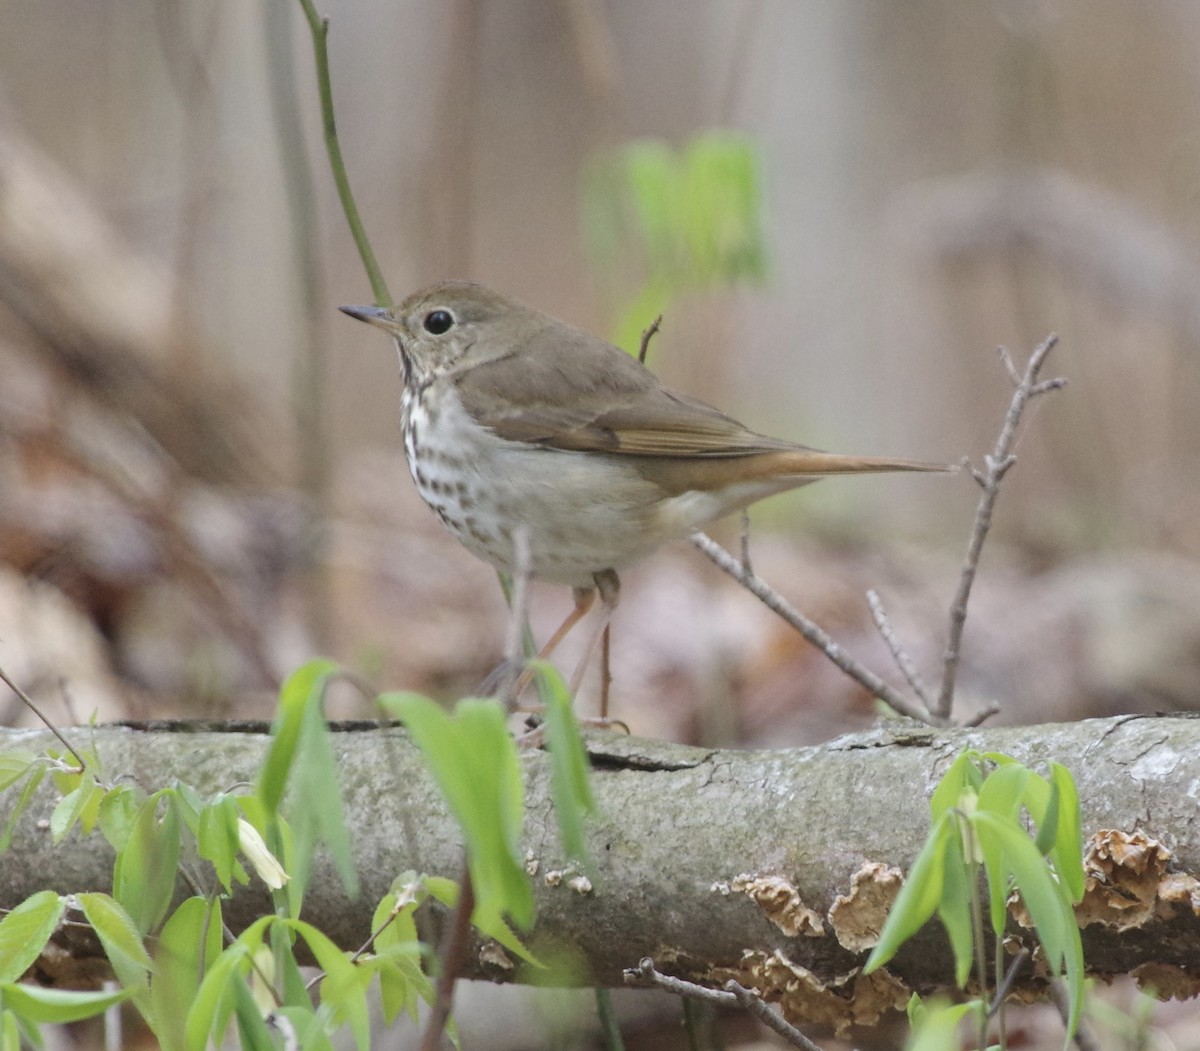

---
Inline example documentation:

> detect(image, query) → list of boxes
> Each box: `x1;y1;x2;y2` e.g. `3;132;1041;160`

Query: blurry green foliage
583;129;769;352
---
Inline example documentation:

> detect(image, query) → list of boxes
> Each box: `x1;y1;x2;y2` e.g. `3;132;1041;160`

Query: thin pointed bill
339;304;392;327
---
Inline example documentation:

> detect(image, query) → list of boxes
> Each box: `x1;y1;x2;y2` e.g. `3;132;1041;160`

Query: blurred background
1;1;1199;1046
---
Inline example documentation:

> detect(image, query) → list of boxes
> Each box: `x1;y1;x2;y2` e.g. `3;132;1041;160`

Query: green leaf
0;893;65;983
929;751;982;820
0;984;131;1024
371;883;421;954
231;973;276;1051
75;893;154;1004
1049;763;1085;902
973;812;1084;1043
198;795;243;891
976;762;1031;822
0;751;37;793
49;776;94;842
865;812;954;973
97;784;143;852
113;791;181;935
259;658;338;816
933;834;974;988
903;996;979;1051
973;806;1013;939
0;765;45;852
273;926;310;1009
380;694;535;932
284;919;369;1051
0;1008;18;1051
151;897;223;1051
1033;777;1061;856
258;659;357;899
185;916;274;1051
582;132;768;349
532;661;595;870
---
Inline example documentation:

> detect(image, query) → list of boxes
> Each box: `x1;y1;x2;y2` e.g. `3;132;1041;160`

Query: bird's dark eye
423;309;455;335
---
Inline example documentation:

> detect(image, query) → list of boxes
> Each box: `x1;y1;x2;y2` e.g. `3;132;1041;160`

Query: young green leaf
0;984;131;1025
0;751;37;793
0;892;65;983
976;762;1031;823
258;659;357;898
185;916;274;1051
531;661;595;869
974;812;1084;1044
903;996;979;1051
929;751;983;821
1050;763;1085;902
258;658;338;815
49;776;94;842
75;892;154;1017
933;831;974;988
230;973;277;1051
113;790;181;935
284;919;370;1051
865;812;954;973
97;784;142;852
380;694;535;933
0;764;45;852
197;795;242;891
151;897;223;1051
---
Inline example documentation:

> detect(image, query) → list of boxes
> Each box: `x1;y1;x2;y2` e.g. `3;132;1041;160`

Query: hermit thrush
341;282;950;701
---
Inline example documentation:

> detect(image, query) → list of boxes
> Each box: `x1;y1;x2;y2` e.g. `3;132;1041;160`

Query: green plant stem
594;988;625;1051
295;0;392;308
994;936;1007;1047
967;854;989;1051
681;997;706;1051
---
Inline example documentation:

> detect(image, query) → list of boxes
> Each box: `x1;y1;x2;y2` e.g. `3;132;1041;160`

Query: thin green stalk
295;0;392;307
994;935;1007;1048
967;856;989;1051
594;989;625;1051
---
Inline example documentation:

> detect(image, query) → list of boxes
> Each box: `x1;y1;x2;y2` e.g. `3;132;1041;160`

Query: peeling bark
1;715;1199;1021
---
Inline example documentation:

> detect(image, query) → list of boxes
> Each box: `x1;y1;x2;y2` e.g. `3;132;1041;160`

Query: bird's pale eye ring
423;309;455;335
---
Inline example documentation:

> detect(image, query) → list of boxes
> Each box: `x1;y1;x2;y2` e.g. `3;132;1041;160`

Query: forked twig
625;958;821;1051
934;335;1066;719
690;532;939;724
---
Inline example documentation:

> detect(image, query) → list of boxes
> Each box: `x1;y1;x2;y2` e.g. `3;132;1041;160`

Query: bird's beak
339;304;393;329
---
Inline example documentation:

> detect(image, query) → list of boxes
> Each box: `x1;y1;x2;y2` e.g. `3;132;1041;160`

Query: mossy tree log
1;716;1198;1030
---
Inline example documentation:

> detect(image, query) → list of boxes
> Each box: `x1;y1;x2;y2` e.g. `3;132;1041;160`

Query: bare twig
625;958;821;1051
739;509;753;576
934;335;1066;719
987;948;1030;1018
637;314;663;363
0;665;88;774
866;590;933;708
690;532;940;724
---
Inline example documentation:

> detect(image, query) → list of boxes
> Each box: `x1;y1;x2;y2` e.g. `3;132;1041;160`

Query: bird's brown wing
453;324;797;458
